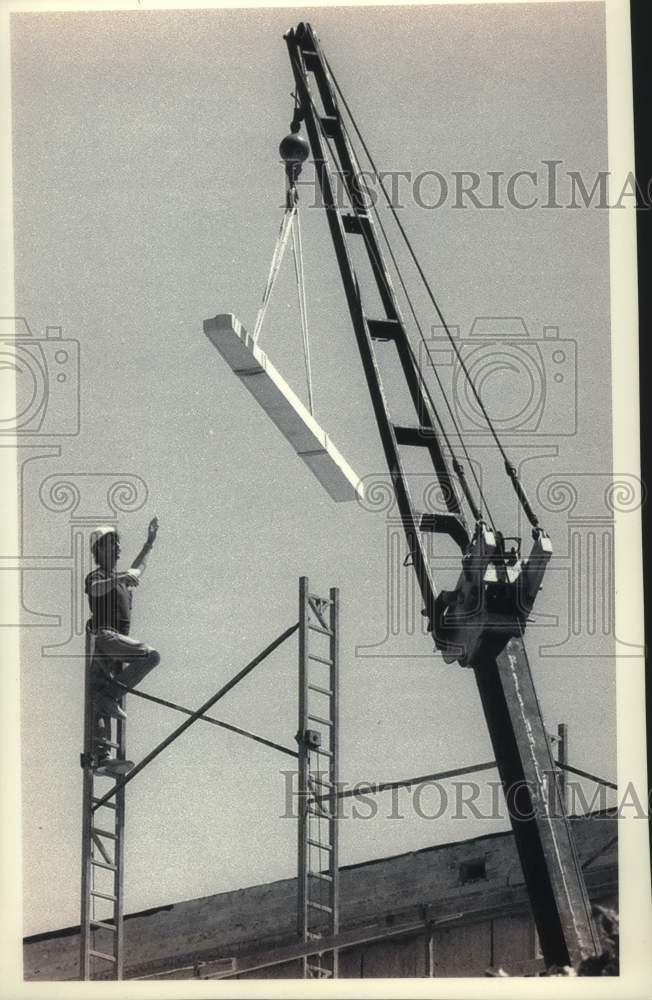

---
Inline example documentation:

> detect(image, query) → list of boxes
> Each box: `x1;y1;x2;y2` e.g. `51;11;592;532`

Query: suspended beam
204;314;363;503
92;623;299;811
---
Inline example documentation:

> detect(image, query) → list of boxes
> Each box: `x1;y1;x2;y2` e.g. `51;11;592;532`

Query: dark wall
24;812;617;981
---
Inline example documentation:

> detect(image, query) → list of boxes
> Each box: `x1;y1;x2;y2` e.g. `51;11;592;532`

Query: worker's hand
147;516;159;546
124;568;141;587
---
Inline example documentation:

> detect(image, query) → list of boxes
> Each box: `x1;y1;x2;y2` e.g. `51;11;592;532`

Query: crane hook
279;126;310;186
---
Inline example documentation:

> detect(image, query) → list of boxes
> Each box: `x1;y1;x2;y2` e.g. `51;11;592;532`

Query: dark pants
91;628;160;756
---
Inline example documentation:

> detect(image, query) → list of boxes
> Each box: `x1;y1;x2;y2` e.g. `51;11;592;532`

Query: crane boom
284;21;599;968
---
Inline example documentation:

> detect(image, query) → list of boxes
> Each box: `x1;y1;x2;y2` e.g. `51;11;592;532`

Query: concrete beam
203;314;363;503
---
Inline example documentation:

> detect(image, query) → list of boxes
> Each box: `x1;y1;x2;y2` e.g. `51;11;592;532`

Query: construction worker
86;518;160;774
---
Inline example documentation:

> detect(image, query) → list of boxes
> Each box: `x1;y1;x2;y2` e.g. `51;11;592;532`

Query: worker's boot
94;694;127;720
94;757;134;776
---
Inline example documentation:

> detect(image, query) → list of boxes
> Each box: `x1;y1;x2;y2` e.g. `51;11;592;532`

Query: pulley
279;128;310;184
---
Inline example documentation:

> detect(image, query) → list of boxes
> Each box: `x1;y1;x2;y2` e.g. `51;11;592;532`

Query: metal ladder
297;577;339;979
79;624;126;980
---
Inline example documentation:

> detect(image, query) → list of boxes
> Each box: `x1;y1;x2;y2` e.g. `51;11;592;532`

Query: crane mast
284;21;599;968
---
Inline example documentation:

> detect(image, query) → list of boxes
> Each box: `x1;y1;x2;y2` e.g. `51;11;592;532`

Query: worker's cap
90;524;119;549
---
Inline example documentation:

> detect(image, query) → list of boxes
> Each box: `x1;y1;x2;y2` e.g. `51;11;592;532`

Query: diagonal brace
122;686;298;760
92;622;299;812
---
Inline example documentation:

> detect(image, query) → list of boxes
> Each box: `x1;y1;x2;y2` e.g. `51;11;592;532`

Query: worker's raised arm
86;568;141;595
130;516;159;574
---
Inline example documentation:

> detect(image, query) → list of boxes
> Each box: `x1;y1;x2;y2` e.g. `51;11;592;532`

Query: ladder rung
90;890;117;902
308;838;332;851
308;599;332;632
308;900;333;913
308;683;333;697
308;714;333;727
367;318;401;341
307;964;333;977
309;870;333;883
393;424;432;446
91;859;117;872
92;798;116;810
309;775;334;789
308;804;332;818
308;653;333;667
91;835;113;867
320;115;339;137
91;827;117;840
97;740;120;750
308;623;332;637
342;213;366;234
302;50;319;71
309;593;333;607
89;949;117;963
313;746;333;757
419;512;470;551
90;919;117;932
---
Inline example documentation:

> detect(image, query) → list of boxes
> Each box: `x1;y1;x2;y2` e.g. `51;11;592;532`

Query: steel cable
325;55;541;529
288;46;494;530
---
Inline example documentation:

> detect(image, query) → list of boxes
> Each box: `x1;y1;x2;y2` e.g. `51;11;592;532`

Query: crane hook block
279;130;310;183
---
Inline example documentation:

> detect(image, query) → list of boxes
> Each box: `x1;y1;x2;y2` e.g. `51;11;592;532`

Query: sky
8;1;622;937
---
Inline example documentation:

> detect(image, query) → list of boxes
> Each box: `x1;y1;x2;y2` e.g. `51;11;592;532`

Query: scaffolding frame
79;579;340;981
79;625;127;979
297;577;340;978
131;747;616;982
